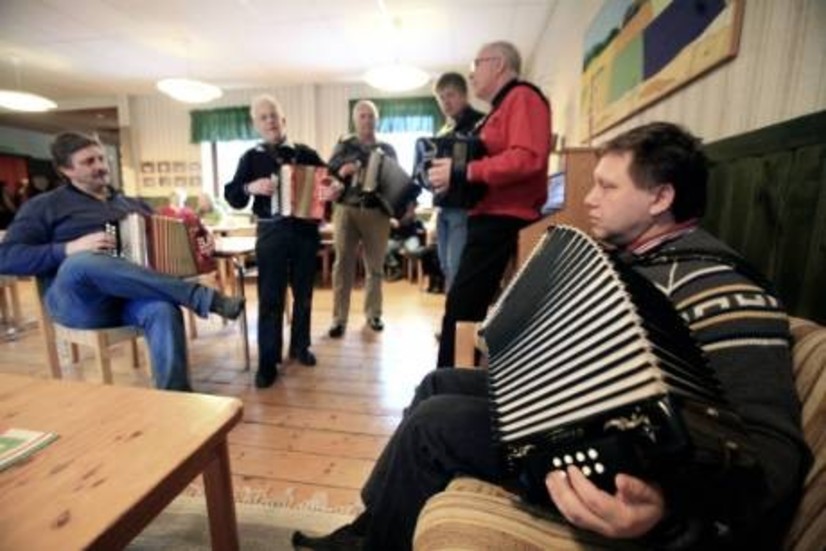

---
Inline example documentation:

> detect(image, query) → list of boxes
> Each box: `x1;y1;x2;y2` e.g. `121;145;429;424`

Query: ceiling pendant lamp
0;56;57;112
364;63;430;92
0;90;57;112
156;78;222;104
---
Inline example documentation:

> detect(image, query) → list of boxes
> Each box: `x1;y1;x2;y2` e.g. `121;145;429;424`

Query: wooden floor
0;276;445;513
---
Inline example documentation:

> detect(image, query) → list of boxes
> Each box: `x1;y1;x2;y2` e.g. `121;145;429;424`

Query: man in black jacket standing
431;72;485;291
225;94;326;388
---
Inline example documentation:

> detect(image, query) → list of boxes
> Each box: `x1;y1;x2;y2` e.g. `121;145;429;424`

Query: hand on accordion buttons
427;158;453;195
248;177;275;196
338;162;360;178
67;231;116;255
545;467;665;539
321;180;344;202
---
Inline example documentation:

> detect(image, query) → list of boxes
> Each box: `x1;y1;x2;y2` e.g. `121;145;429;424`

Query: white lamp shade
156;78;223;104
364;64;430;92
0;90;57;112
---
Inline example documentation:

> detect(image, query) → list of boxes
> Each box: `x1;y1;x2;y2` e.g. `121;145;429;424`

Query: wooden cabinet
516;147;598;268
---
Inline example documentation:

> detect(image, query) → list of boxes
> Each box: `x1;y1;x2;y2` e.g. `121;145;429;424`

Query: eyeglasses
470;56;499;72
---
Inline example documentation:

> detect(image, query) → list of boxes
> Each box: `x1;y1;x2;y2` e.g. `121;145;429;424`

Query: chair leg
130;338;141;369
187;309;198;340
93;332;114;384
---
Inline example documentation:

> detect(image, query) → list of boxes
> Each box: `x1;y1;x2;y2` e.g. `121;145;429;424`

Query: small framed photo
159;176;172;187
174;176;188;188
141;176;156;187
189;176;202;188
140;161;155;174
173;161;187;174
188;161;201;173
157;162;171;174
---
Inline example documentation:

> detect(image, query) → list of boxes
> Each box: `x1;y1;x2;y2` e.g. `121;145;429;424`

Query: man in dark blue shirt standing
0;132;244;391
224;95;327;388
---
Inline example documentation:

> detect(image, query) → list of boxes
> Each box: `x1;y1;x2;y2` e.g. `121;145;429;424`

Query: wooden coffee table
0;374;243;550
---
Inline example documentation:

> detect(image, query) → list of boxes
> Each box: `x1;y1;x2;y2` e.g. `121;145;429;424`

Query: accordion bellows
110;213;215;277
480;226;754;501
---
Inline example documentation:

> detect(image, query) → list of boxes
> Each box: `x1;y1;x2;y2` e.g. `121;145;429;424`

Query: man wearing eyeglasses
430;41;552;368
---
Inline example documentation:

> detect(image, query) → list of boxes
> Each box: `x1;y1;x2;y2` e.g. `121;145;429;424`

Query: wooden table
0;374;243;550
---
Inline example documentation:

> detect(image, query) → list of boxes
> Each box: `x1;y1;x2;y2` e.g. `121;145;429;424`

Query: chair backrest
785;317;826;550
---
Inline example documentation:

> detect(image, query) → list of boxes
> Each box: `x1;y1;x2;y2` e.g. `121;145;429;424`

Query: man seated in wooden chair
0;132;244;392
292;123;811;550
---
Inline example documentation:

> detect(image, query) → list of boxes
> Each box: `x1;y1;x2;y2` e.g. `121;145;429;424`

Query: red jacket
468;81;551;221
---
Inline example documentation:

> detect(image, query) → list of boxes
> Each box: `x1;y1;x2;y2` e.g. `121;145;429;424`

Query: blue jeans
44;252;215;391
436;208;467;291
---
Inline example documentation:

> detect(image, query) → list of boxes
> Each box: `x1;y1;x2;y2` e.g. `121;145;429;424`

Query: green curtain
348;97;444;134
190;106;256;143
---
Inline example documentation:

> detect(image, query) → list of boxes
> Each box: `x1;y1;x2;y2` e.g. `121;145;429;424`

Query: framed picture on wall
159;176;172;187
188;162;201;173
174;176;187;188
189;176;202;188
579;0;744;140
157;162;170;174
173;161;187;173
141;177;156;187
140;162;155;174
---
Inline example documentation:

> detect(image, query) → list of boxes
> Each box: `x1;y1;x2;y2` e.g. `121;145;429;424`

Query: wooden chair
0;275;22;331
33;284;146;385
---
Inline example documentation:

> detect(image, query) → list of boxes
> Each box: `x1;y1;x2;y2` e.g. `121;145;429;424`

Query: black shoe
254;368;278;388
290;349;317;366
209;293;245;320
292;511;370;550
367;317;384;332
328;324;345;338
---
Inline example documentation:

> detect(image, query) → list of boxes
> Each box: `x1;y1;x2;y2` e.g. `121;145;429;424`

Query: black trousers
361;368;499;551
437;215;528;367
255;218;320;375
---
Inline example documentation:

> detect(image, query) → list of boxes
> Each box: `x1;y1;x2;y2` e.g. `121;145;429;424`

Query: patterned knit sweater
630;227;811;549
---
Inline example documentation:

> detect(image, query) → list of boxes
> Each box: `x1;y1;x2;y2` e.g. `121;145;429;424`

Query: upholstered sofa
413;317;826;551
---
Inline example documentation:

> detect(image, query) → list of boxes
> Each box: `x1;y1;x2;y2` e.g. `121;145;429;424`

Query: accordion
480;225;756;505
272;164;328;220
413;135;486;207
106;213;216;277
354;149;416;216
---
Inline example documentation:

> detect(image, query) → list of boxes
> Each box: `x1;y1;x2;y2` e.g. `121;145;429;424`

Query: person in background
430;41;552;368
326;100;396;338
195;191;227;227
292;122;810;551
431;72;485;291
0;132;244;392
157;188;216;275
0;180;16;230
384;200;426;282
224;95;326;389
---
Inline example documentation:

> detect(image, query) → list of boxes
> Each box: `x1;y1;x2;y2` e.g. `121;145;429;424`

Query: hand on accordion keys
66;230;117;255
545;467;665;539
246;177;275;197
427;158;453;195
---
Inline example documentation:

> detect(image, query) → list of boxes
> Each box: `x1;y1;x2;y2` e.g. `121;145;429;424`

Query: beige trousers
331;204;391;326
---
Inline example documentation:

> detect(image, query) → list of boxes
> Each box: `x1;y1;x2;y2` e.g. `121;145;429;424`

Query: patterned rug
128;495;355;550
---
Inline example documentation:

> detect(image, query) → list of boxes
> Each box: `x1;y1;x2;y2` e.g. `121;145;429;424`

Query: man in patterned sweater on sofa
293;123;811;550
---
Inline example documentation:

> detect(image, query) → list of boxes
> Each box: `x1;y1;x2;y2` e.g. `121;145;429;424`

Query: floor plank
0;276;444;512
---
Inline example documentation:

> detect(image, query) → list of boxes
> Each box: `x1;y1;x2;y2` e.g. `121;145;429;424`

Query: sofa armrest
414;477;640;551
